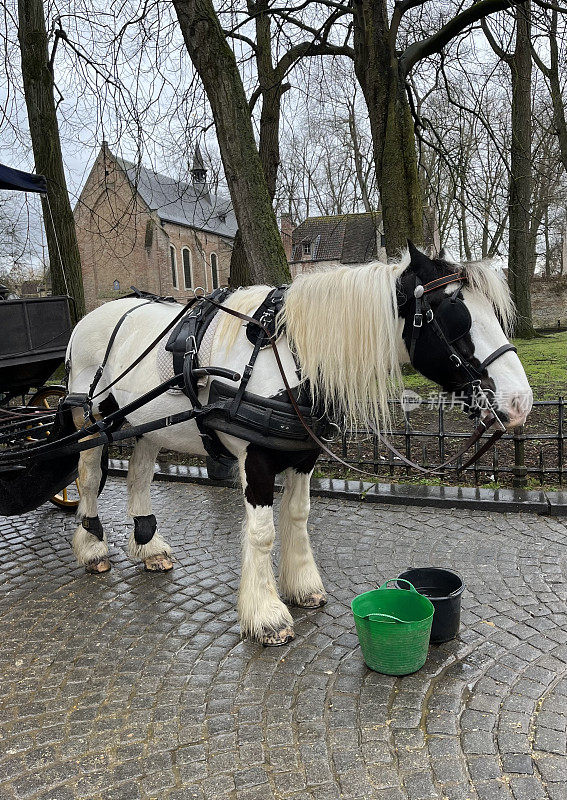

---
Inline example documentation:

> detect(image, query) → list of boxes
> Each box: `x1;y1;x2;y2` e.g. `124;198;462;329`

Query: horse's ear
407;240;430;273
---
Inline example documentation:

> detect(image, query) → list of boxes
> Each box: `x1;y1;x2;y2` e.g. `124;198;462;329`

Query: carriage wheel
27;386;108;511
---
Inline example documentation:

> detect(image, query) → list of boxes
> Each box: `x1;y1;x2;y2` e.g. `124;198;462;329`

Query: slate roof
291;212;383;264
116;156;237;240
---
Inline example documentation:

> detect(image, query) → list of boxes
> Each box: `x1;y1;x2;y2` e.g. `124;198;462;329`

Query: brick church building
74;144;236;311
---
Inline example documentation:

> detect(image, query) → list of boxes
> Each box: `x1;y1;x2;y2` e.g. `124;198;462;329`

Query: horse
66;243;533;646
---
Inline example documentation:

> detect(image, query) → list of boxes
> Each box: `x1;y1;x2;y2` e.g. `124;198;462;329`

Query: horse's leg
238;446;294;646
279;457;326;609
72;444;110;573
126;436;173;572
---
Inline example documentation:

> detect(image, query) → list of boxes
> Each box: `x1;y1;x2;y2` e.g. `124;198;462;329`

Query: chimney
280;213;294;262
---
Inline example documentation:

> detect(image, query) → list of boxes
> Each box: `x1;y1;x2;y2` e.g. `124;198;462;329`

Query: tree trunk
229;230;251;288
228;4;285;287
508;1;536;337
548;11;567;175
352;0;423;258
173;0;290;286
544;206;551;278
17;0;85;322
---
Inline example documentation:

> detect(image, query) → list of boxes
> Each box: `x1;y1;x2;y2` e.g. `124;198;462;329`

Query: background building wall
75;151;232;311
74;150;159;311
530;277;567;328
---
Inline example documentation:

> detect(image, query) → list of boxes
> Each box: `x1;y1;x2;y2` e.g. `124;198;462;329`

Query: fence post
512;424;528;489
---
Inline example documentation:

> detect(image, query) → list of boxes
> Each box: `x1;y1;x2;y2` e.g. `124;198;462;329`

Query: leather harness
77;275;517;478
164;285;290;460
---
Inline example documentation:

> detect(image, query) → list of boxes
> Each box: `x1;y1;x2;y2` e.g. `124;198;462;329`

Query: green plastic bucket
351;579;435;675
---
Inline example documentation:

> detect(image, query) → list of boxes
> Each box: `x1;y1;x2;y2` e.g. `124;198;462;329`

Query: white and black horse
67;244;533;645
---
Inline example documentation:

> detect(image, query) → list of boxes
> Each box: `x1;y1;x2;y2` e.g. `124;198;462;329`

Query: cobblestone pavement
1;477;567;800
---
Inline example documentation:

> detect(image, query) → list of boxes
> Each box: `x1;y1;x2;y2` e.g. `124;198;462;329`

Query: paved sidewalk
0;477;566;800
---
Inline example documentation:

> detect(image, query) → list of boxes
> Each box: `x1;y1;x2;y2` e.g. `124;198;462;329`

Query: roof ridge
299;211;381;223
115;155;195;192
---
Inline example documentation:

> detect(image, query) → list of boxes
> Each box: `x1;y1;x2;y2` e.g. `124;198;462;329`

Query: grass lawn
402;330;566;400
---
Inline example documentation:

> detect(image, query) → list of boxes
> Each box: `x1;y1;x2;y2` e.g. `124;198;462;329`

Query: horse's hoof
261;626;295;647
85;558;111;574
144;554;174;572
293;593;327;609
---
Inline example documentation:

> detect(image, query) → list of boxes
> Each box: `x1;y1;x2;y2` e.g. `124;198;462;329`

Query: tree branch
530;41;549;75
390;0;426;46
481;17;511;62
400;0;524;74
223;29;258;52
532;0;567;11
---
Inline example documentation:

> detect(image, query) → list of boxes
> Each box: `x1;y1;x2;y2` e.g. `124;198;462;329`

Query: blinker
434;296;472;343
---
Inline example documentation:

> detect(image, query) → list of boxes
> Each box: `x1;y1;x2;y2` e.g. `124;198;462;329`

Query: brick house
287;208;440;277
288;211;387;277
74;144;236;311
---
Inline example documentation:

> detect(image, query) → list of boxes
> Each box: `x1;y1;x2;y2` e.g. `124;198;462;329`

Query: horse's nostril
510;393;533;416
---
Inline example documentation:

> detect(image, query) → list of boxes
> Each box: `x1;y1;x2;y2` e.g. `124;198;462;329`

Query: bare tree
17;0;85;321
484;2;536;336
172;0;290;286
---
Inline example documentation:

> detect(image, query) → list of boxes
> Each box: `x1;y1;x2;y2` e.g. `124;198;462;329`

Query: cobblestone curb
109;459;567;516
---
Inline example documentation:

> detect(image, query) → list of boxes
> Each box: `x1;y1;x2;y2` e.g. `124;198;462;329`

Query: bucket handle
379;578;418;592
404;567;464;597
363;612;409;624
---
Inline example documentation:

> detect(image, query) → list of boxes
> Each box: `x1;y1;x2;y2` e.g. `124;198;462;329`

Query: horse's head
397;242;533;429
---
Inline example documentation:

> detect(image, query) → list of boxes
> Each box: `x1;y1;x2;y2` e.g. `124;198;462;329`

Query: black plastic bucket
397;568;464;643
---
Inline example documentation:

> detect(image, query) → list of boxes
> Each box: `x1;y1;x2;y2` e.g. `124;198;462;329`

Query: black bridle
409;272;517;431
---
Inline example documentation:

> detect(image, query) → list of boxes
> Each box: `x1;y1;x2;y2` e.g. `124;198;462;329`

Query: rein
204;295;506;478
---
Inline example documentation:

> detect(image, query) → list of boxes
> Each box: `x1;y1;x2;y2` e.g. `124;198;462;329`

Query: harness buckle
425;309;434;323
83;401;93;423
449;353;462;368
184;335;197;358
413;313;423;328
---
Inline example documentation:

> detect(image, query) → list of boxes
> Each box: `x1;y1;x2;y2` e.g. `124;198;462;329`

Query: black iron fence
317;398;565;487
112;398;565;488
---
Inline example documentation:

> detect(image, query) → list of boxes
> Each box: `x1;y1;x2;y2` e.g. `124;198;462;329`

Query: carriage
0;164;88;508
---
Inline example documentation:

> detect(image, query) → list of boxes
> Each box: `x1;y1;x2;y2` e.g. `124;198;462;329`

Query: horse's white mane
460;260;515;336
282;262;405;434
216;252;514;435
215;285;273;351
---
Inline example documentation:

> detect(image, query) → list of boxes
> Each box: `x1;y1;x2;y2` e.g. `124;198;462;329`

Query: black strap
229;335;263;420
166;287;232;405
89;298;199;402
409;290;422;364
88;300;153;400
421;273;462;293
245;285;287;347
478;344;517;372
